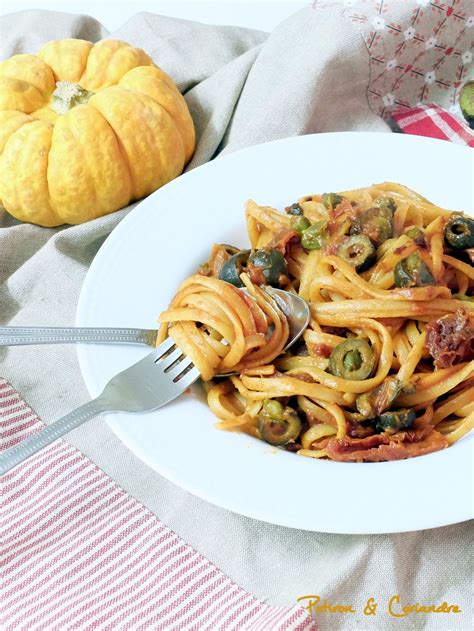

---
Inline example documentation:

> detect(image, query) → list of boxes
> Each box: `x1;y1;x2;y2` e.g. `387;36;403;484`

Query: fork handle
0;326;156;347
0;398;111;475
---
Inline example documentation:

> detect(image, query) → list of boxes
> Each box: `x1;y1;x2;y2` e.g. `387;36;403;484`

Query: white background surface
0;0;308;31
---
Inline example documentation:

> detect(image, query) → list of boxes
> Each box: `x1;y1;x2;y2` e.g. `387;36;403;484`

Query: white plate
77;132;473;534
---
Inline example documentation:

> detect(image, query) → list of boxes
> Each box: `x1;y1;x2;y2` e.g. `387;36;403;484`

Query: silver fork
0;337;200;475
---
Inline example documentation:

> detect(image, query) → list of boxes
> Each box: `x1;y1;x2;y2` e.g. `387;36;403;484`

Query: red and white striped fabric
392;103;474;148
0;379;317;631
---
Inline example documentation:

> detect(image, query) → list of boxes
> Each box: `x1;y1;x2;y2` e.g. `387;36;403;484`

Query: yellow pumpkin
0;38;195;226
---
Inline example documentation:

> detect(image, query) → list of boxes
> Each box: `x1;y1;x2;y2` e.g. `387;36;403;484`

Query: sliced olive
356;376;402;419
374;408;416;434
459;81;474;129
290;215;311;235
373;196;397;213
444;215;474;249
263;398;285;420
218;250;250;287
337;235;376;272
394;252;435;288
286;202;304;216
248;248;288;287
351;207;393;247
322;193;343;209
328;338;375;381
258;406;302;446
300;221;328;250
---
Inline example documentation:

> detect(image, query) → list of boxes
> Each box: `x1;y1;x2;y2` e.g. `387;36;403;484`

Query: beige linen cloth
1;3;473;629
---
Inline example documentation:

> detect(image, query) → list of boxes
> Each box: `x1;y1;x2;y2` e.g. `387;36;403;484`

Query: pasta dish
158;183;473;462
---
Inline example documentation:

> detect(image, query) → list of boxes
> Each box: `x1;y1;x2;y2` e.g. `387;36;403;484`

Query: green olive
290;215;311;235
218;250;250;287
322;193;343;209
263;398;285;420
258;406;302;446
300;220;328;250
351;207;394;247
444;215;474;249
373;196;397;213
374;408;416;434
286;202;304;216
328;339;375;381
394;252;435;288
337;235;376;272
248;248;288;287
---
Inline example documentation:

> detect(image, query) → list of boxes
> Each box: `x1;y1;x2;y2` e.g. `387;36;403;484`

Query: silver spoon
0;288;310;377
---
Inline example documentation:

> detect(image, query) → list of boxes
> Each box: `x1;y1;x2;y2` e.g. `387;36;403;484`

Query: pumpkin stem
50;81;94;114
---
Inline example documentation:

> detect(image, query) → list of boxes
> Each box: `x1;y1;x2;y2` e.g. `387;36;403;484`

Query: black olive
248;249;288;287
286;203;304;216
218;250;250;287
444;214;474;249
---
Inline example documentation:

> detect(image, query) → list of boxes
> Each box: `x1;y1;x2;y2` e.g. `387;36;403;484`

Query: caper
263;398;285;420
322;193;343;209
300;221;328;250
218;250;250;287
248;248;288;287
286;202;304;216
290;215;311;235
373;196;397;213
444;214;474;249
374;408;416;434
351;207;393;247
328;339;375;381
337;235;376;272
258;406;302;446
394;252;435;288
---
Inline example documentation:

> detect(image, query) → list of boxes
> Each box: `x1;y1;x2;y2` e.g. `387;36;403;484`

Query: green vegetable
290;215;311;235
322;193;343;209
218;250;250;287
328;339;375;381
337;235;376;272
373;196;397;213
375;409;416;434
444;214;474;249
287;202;304;216
453;293;474;302
351;207;394;247
263;398;285;420
394;252;435;288
258;406;302;446
248;248;288;287
300;221;328;250
459;81;474;129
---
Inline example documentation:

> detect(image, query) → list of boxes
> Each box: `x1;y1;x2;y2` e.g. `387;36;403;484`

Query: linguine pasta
158;183;474;462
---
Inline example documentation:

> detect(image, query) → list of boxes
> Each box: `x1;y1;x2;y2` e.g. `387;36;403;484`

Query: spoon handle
0;326;157;347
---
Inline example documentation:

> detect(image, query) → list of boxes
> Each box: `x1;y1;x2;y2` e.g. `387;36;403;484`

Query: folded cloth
393;103;474;147
0;379;316;630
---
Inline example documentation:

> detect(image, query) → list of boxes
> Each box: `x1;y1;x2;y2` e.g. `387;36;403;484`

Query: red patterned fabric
0;380;317;631
393;102;474;145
